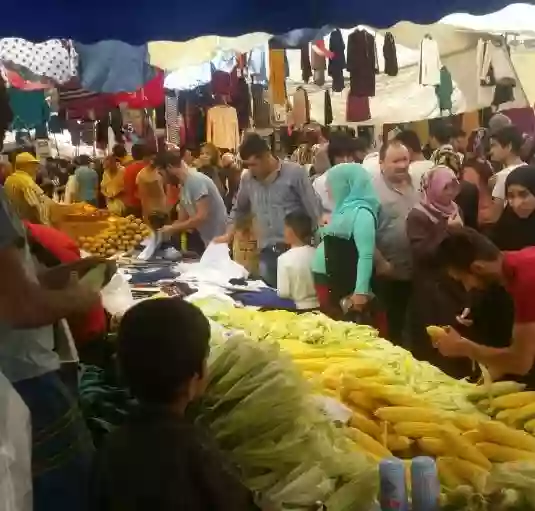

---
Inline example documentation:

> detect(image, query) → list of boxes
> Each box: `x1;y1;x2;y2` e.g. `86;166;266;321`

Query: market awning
0;0;531;44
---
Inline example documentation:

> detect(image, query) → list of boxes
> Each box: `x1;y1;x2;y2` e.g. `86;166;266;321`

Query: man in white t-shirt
394;130;434;192
489;125;525;205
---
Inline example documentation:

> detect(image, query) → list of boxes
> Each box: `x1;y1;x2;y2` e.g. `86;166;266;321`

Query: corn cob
349;410;382;440
478;420;535;452
374;406;447;424
436;458;463;489
440;426;491;470
373;386;428;408
495;409;514;423
451;414;481;431
321;374;341;390
476;442;535;463
440;456;488;492
462;430;483;444
386;435;412;452
466;381;526;402
345;427;392;459
393;422;448;439
417;437;447;456
523;418;535;434
345;390;378;412
507;402;535;427
490;391;535;410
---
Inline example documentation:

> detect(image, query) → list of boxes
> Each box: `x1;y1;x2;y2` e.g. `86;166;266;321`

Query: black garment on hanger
383;32;399;77
347;29;377;97
250;83;271;129
328;29;346;93
301;46;312;83
324;90;333;126
230;76;251;131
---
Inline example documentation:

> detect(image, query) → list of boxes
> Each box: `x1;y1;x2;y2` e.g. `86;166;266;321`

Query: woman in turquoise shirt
311;162;379;318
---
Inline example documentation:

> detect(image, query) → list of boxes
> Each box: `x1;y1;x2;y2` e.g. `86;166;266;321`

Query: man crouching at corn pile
430;226;535;388
90;297;264;510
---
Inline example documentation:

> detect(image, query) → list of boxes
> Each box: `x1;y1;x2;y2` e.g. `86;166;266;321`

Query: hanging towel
165;96;180;146
0;38;76;84
231;76;251;131
328;29;346;93
248;47;268;84
292;87;310;127
346;95;371;122
301;46;312;83
112;70;164;109
8;89;50;130
383;32;399;77
435;66;454;113
419;37;441;86
347;29;377;97
324;90;333;126
75;41;156;93
269;49;286;106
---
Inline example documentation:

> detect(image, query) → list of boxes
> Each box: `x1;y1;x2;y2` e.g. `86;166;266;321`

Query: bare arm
0;245;99;329
166;197;209;234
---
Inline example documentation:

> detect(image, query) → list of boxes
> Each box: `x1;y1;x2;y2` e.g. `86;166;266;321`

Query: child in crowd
277;212;320;310
91;298;259;511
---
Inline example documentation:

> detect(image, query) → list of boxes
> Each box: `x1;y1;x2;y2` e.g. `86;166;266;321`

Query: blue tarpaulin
0;0;528;44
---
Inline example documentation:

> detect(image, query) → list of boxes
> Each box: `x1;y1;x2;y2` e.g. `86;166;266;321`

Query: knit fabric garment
268;49;286;106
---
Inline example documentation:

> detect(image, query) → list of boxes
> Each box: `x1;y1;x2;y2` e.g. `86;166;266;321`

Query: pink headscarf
417;165;460;222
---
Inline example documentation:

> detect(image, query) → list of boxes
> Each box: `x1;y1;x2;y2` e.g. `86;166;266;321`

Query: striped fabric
165;96;180;145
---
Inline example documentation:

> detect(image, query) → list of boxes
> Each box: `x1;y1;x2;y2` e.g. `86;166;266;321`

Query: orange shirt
123;161;146;208
135;166;168;222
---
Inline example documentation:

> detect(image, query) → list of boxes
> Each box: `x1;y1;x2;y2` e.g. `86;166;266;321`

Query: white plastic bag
0;372;32;511
100;273;136;316
198;243;249;280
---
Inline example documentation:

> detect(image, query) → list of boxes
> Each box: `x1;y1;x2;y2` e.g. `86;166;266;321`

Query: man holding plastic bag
0;187;111;511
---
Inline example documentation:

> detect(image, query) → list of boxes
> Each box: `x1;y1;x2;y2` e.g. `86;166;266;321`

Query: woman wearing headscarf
433;145;480;230
462;128;496;229
406;165;473;378
492;165;535;250
311;163;379;321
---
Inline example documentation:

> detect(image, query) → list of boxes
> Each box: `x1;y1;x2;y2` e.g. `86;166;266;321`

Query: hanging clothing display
74;41;156;93
383;32;399;77
419;36;441;86
4;68;50;91
230;76;251;131
435;67;454;114
211;70;234;97
346;95;371;122
324;90;333;126
0;72;12;151
292;87;310;127
347;29;377;97
165;96;180;146
461;111;480;135
301;46;312;83
269;49;287;106
8;89;50;130
112;70;164;109
58;81;113;120
206;104;240;150
164;62;212;91
251;84;271;129
248;47;268;84
328;29;346;93
0;38;76;84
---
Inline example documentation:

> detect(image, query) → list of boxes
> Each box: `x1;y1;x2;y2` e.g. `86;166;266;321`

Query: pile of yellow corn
199;305;535;494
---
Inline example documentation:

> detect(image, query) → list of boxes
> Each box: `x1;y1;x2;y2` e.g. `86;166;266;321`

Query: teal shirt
74;166;98;202
311;207;376;294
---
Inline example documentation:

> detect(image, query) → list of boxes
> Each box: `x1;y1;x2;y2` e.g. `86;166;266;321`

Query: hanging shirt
206;105;240;150
74;166;99;204
8;89;50;130
419;37;441;86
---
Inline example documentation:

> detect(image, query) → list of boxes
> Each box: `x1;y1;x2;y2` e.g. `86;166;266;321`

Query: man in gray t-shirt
156;152;228;250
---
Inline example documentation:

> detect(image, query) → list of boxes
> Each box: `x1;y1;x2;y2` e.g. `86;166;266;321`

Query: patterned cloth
0;38;76;84
165;96;179;145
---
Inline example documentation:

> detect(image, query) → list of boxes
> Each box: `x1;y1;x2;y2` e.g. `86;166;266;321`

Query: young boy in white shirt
277;212;319;310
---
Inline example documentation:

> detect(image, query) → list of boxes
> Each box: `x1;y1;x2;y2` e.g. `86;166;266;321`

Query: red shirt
24;222;107;346
123;161;146;208
503;248;535;324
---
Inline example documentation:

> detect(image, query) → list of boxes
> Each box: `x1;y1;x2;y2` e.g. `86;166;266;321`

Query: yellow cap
15;152;39;166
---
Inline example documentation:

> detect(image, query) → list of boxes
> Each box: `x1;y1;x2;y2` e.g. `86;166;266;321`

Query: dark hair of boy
430;122;454;146
239;133;270;160
117;298;211;404
434;226;500;272
112;144;128;159
490;125;523;154
285;211;313;244
327;133;354;166
131;143;149;161
395;130;423;154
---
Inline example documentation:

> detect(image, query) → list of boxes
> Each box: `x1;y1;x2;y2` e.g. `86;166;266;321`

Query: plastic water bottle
378;457;408;511
411;456;440;511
